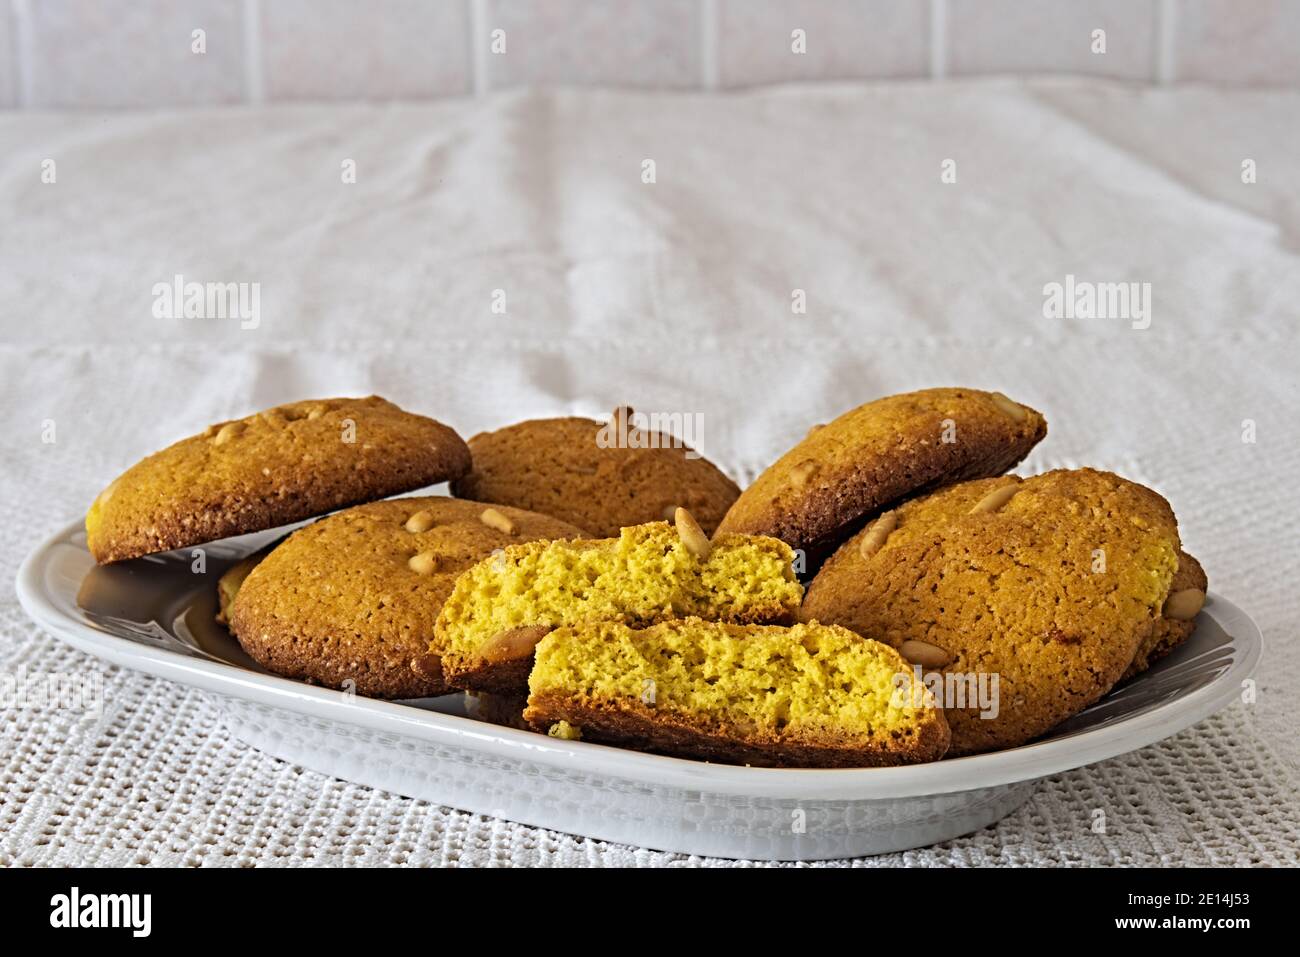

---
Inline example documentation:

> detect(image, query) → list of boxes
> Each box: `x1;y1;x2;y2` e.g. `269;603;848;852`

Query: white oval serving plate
18;520;1261;861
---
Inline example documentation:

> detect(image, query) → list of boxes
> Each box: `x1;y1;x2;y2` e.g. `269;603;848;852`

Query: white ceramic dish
18;521;1261;861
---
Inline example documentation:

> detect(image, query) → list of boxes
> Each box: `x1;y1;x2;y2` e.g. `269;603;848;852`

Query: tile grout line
243;0;264;103
929;0;948;80
1156;0;1178;84
700;0;718;91
470;0;488;96
12;0;33;108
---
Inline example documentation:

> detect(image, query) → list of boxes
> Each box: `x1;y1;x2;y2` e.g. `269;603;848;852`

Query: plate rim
16;519;1263;802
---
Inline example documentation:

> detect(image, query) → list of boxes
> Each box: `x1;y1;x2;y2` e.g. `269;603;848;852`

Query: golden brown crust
801;469;1182;756
86;396;472;564
523;693;950;769
717;388;1047;555
229;497;586;699
446;656;538;697
451;416;740;537
1122;551;1207;680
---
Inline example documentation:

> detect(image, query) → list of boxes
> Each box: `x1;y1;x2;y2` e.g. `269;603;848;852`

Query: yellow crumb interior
1143;540;1181;612
215;553;263;624
547;720;582;740
437;522;802;660
530;619;928;745
85;485;113;541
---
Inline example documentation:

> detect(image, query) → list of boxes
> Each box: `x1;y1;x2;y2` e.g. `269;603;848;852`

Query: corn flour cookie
229;498;586;699
524;618;950;768
451;408;740;537
716;388;1047;558
1122;551;1207;680
801;469;1181;756
86;396;472;564
433;510;804;696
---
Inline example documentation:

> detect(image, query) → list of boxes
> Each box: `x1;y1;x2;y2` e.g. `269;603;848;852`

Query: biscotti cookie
801;469;1181;755
524;618;950;768
716;388;1047;557
1122;551;1207;680
433;510;804;696
229;498;586;698
451;409;740;536
87;396;472;564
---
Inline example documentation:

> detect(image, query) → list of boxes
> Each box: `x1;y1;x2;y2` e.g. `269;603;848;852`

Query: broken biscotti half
432;513;804;696
523;618;951;768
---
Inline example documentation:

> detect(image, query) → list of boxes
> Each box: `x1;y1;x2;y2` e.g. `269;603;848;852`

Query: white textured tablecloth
2;78;1298;867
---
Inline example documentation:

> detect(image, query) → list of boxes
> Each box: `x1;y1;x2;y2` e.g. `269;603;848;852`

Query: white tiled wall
19;0;246;108
0;2;14;107
485;0;703;89
947;0;1160;81
1;0;1296;108
717;0;930;86
260;0;472;100
1176;0;1300;85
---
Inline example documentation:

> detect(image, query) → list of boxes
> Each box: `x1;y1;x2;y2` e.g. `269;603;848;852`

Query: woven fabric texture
1;79;1297;866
